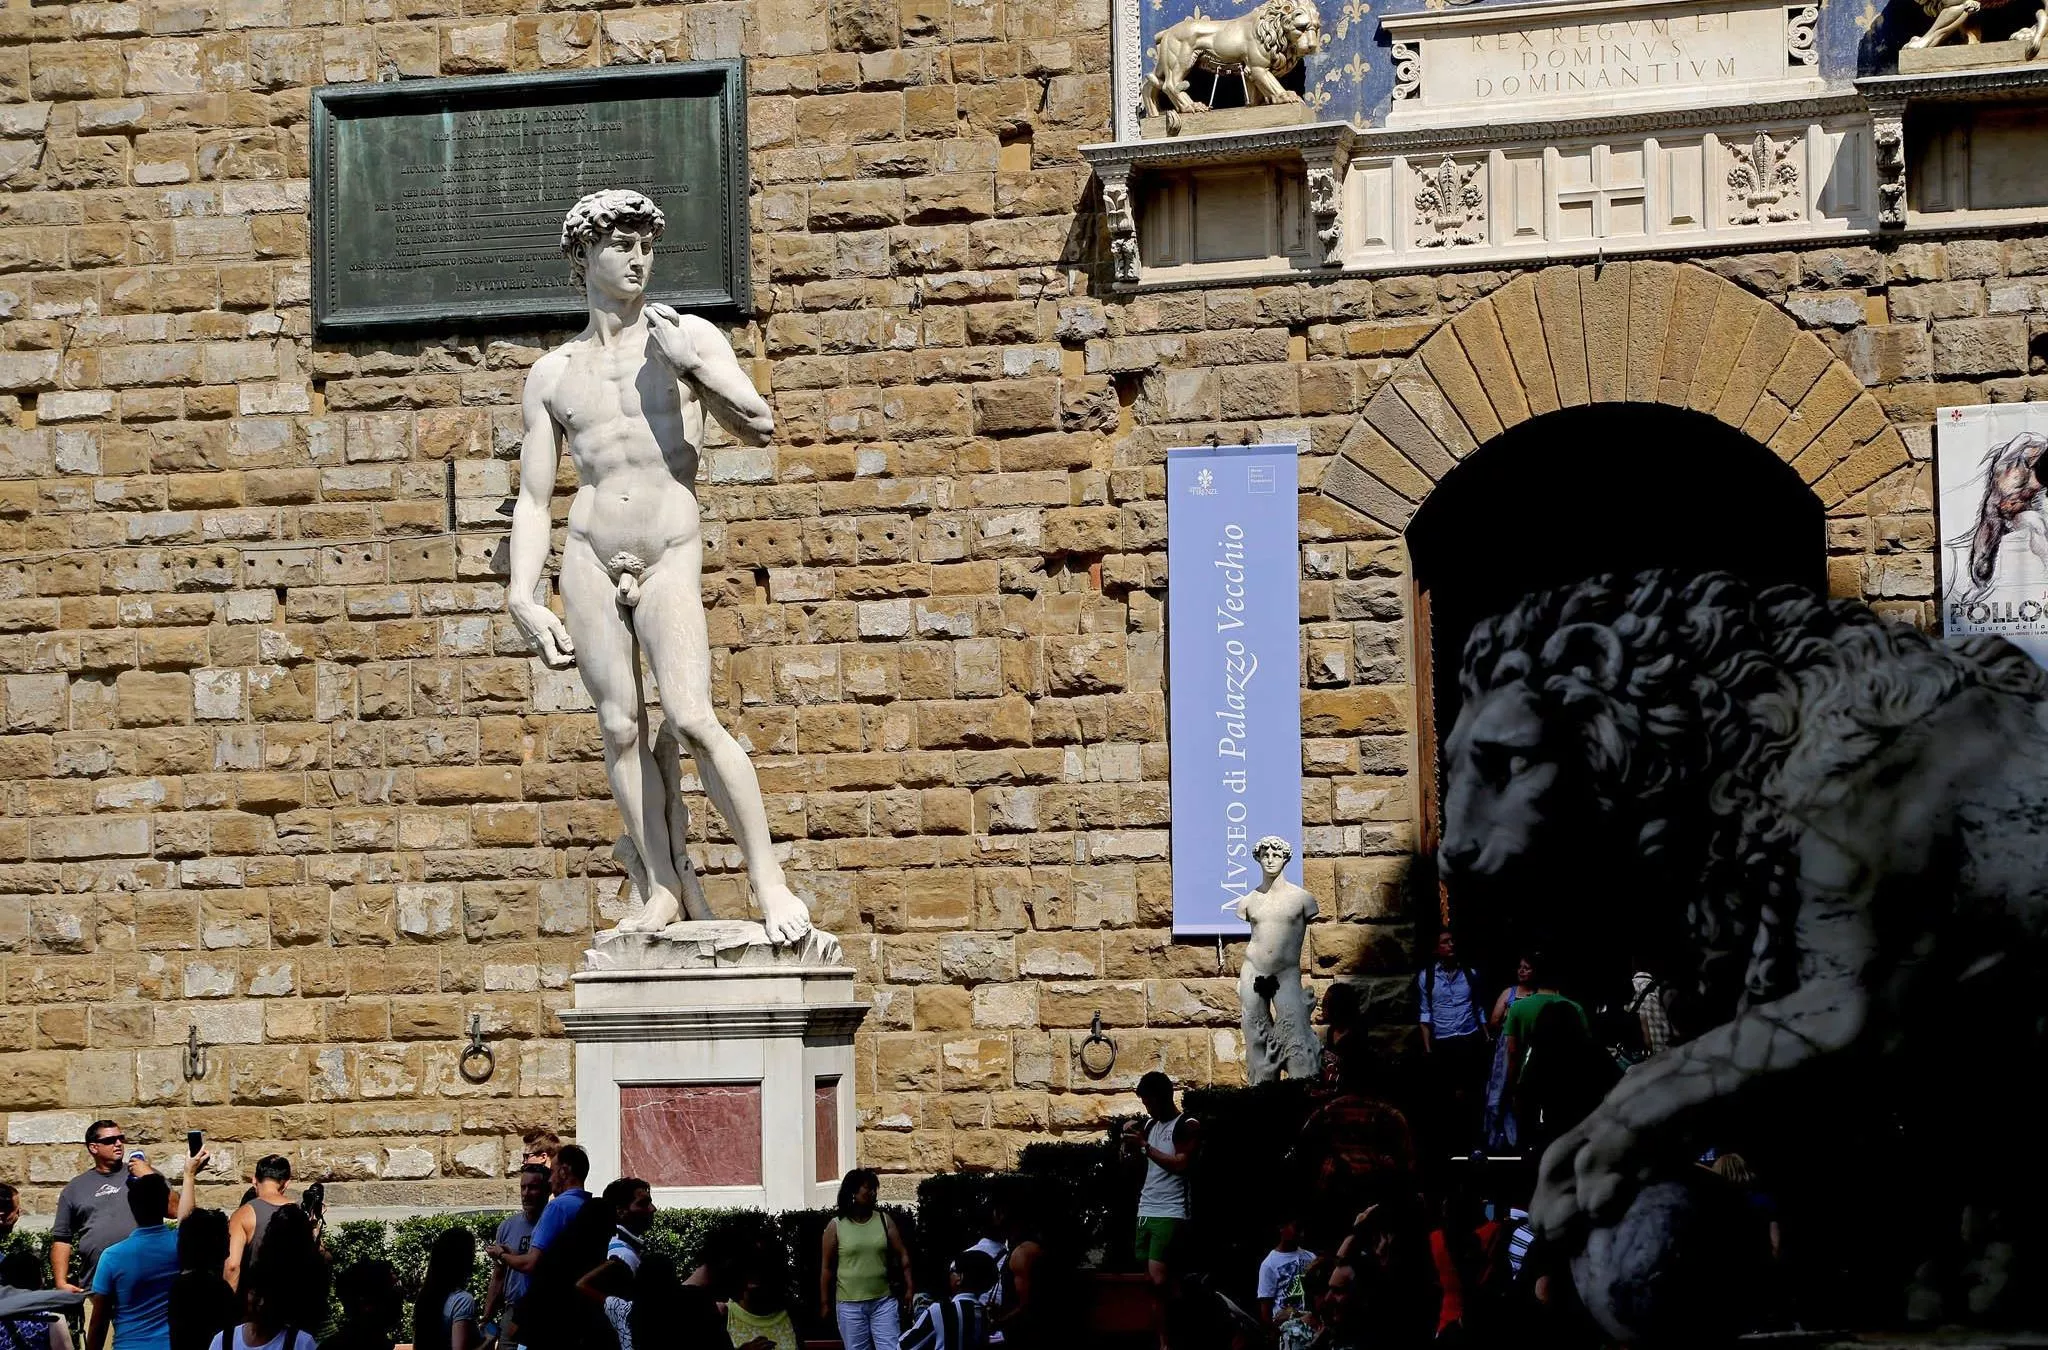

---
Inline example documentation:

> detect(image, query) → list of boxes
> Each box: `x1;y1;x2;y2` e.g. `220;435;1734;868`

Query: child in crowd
903;1250;997;1350
726;1252;798;1350
1257;1212;1317;1336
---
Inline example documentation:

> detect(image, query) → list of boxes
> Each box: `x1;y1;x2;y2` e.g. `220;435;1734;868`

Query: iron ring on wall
1079;1011;1118;1079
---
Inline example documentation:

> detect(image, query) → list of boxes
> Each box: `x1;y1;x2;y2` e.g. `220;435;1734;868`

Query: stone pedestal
560;922;866;1212
1898;39;2037;72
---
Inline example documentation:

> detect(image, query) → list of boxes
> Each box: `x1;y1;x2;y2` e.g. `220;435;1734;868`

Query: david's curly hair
1459;570;2048;1023
560;189;666;284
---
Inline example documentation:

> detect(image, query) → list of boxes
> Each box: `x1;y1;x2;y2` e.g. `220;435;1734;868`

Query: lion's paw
1533;1112;1639;1241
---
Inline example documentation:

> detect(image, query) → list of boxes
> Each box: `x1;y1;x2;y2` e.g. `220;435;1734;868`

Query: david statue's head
1252;835;1292;881
560;189;666;307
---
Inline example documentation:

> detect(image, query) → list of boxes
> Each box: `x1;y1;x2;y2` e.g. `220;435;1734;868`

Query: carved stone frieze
1414;153;1485;247
1871;108;1906;228
1113;0;1143;140
1101;168;1140;281
1786;3;1819;63
1308;162;1344;263
1726;131;1802;224
1392;39;1421;102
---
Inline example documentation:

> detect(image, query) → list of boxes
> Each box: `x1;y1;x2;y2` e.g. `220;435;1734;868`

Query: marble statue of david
507;189;812;946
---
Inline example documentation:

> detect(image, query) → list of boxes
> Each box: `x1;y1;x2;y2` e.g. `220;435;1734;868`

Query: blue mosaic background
1139;0;1917;127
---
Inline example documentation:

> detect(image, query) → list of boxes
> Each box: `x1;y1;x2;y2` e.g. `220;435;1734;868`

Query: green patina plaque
311;61;750;337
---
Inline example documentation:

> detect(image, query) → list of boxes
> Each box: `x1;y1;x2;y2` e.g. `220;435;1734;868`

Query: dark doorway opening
1404;402;1827;878
1409;402;1827;784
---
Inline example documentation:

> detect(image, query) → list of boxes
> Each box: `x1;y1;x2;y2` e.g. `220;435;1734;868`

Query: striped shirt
1505;1209;1534;1276
606;1227;643;1273
903;1293;989;1350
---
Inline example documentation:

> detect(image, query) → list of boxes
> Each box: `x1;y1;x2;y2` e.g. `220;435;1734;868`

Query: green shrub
322;1218;391;1280
1018;1137;1129;1271
0;1229;50;1281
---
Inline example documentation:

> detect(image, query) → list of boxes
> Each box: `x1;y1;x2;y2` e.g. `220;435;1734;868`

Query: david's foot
756;881;813;946
616;892;682;933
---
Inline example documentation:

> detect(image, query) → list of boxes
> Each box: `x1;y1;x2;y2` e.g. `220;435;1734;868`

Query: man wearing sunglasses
52;1121;165;1293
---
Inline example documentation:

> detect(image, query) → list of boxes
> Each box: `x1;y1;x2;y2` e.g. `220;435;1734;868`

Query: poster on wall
1938;404;2048;668
1166;444;1304;938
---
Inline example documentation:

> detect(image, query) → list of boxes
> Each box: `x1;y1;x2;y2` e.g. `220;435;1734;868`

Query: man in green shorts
1123;1072;1201;1350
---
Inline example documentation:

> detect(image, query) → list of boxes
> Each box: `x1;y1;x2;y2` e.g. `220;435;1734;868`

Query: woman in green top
820;1168;913;1350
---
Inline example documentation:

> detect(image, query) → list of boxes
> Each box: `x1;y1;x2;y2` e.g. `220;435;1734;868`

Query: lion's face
1283;0;1323;56
1439;684;1575;882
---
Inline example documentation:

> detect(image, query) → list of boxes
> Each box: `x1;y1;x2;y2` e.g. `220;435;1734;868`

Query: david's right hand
512;603;576;669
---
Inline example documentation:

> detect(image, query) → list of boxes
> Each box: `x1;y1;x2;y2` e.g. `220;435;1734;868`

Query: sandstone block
1932;318;2028;376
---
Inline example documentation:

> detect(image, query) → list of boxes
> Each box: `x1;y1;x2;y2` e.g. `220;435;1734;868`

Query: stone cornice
1081;121;1357;173
1855;64;2048;104
1352;92;1868;152
1082;94;1868;173
1380;0;1771;33
557;1002;870;1043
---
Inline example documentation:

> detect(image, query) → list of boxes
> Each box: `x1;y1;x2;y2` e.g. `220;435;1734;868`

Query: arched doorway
1406;402;1827;807
1313;259;1909;869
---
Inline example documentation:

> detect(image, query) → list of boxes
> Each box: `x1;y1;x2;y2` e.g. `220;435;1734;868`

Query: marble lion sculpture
1141;0;1324;133
1439;570;2048;1343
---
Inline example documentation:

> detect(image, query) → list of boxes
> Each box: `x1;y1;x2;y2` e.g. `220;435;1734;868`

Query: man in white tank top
1123;1073;1201;1350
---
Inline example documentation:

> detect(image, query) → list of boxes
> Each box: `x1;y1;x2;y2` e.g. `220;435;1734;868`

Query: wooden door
1411;581;1450;927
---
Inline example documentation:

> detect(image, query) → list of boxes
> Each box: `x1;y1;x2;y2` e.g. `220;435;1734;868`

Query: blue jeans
837;1295;902;1350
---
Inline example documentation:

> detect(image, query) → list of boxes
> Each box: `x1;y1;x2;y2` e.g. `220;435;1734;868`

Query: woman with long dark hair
820;1169;912;1350
411;1228;480;1350
168;1209;235;1350
209;1207;323;1350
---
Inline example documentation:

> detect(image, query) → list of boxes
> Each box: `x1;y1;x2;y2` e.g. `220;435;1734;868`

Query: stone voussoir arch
1315;260;1909;548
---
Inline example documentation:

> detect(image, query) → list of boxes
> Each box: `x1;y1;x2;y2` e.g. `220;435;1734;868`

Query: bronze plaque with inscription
311;61;749;337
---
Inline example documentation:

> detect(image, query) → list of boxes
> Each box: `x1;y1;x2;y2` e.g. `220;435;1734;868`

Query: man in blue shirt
528;1144;592;1255
1416;929;1489;1153
85;1172;178;1350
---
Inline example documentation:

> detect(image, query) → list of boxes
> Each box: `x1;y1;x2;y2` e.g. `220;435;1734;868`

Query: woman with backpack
821;1169;913;1350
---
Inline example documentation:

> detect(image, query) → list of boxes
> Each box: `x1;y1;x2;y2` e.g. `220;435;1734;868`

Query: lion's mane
1459;570;2048;1019
1251;0;1313;76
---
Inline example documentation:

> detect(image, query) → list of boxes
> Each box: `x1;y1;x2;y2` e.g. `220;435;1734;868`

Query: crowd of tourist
0;1126;813;1350
0;927;1769;1350
1117;928;1775;1350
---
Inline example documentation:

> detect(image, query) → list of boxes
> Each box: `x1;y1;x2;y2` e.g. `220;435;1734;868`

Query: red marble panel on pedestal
814;1077;840;1183
619;1082;762;1188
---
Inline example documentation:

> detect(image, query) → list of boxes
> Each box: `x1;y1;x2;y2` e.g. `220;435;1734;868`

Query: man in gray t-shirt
52;1120;142;1292
483;1164;550;1344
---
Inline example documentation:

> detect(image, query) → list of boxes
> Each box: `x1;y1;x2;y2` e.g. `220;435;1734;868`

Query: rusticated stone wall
0;0;2042;1211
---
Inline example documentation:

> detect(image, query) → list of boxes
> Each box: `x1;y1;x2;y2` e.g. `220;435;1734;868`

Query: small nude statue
1228;835;1320;1084
506;189;811;945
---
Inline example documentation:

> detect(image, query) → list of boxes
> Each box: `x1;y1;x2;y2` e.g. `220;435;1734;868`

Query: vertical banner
1167;444;1304;937
1937;403;2048;668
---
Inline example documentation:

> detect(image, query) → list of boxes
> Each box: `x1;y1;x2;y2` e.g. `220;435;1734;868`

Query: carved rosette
1785;4;1818;64
1870;102;1906;228
1726;131;1801;224
1391;39;1421;101
1102;169;1141;282
1413;153;1484;247
1307;163;1344;264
